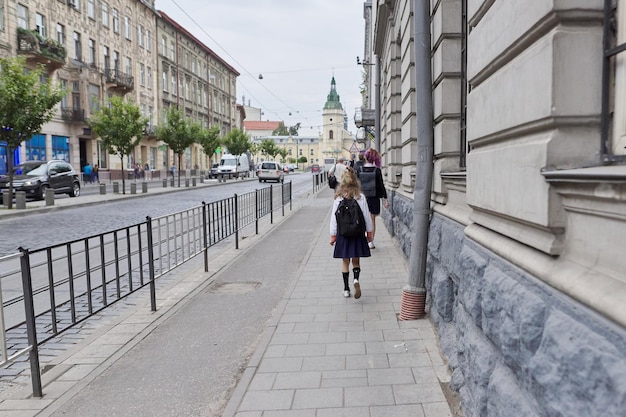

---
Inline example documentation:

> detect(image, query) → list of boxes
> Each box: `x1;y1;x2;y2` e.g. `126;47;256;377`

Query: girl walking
360;148;389;249
330;167;374;298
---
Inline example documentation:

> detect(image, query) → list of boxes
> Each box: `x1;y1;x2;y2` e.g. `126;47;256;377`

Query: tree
259;139;279;160
155;107;196;187
297;156;308;170
194;124;221;165
89;96;147;194
272;122;300;136
0;57;65;208
277;148;288;163
221;128;252;156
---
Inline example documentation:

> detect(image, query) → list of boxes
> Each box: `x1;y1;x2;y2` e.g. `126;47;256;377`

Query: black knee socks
342;272;350;290
353;267;361;281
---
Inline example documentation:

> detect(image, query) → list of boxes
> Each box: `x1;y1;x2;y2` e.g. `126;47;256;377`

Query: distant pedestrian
354;152;365;174
170;164;176;178
330;167;373;299
328;156;348;189
359;148;389;249
93;164;99;183
83;162;93;184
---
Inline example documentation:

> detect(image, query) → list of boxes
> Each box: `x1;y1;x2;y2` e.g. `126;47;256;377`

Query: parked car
311;164;321;173
283;165;290;174
257;161;285;183
0;160;80;200
287;164;297;172
208;163;220;179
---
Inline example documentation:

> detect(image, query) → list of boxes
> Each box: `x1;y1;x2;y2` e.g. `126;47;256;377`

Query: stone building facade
0;0;237;179
365;1;626;416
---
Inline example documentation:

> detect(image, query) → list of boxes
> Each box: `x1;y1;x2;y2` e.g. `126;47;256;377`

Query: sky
156;0;366;136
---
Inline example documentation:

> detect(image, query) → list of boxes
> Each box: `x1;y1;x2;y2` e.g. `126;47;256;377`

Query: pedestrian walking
354;151;365;173
83;162;93;184
93;164;99;183
170;163;176;179
330;167;373;299
328;155;348;189
359;148;389;249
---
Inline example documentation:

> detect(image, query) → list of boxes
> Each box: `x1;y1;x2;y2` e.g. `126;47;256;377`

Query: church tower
321;76;355;164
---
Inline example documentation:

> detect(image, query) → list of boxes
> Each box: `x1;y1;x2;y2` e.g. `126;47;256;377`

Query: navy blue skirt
333;235;371;259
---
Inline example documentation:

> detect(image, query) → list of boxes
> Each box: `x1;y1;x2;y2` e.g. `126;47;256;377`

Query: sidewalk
0;186;457;417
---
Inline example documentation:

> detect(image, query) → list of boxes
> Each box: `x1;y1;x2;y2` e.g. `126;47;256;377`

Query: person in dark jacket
360;148;389;249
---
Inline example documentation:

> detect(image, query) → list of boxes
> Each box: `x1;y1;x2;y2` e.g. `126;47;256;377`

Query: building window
125;57;131;75
602;0;626;162
329;130;334;140
0;4;4;32
101;2;109;27
161;36;166;55
171;73;176;95
71;81;80;111
88;83;100;113
87;0;95;19
52;136;69;162
146;66;152;89
17;4;28;29
60;79;69;108
96;140;108;169
139;63;145;86
124;15;131;40
138;25;144;47
87;38;95;65
112;9;119;33
56;23;65;45
113;50;119;70
35;13;46;37
146;30;151;51
26;134;46;161
170;41;175;60
185;80;190;100
73;31;81;61
103;45;109;68
162;70;167;92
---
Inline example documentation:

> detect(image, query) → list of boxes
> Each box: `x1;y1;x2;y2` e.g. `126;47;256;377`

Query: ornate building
319;76;357;167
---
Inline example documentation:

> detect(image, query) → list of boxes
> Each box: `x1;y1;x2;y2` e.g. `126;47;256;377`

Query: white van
217;153;251;179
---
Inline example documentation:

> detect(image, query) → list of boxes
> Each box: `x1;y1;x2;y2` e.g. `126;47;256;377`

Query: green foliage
297;156;308;164
89;96;147;160
195;124;221;158
259;139;279;159
0;56;65;207
277;148;288;162
221;128;252;156
155;107;196;156
272;122;300;136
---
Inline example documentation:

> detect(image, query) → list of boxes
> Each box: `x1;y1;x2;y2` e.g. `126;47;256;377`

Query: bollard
16;191;26;209
113;182;119;194
142;181;148;193
170;177;174;187
45;188;55;206
99;183;106;195
185;178;190;188
130;183;137;194
200;176;204;184
162;179;167;188
192;177;197;187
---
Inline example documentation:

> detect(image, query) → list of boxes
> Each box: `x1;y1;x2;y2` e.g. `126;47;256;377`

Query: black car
0;160;81;200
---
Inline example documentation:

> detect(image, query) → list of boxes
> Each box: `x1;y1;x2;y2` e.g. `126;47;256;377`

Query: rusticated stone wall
383;194;626;416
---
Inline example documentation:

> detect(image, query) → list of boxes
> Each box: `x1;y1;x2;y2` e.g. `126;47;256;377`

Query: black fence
0;182;292;396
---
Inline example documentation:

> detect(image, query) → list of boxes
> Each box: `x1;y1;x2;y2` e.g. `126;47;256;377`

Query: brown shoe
353;280;361;299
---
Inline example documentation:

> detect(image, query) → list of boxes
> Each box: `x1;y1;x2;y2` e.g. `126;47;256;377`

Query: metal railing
0;182;292;396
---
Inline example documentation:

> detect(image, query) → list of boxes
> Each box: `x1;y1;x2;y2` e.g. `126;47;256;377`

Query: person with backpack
330;167;373;299
359;148;389;249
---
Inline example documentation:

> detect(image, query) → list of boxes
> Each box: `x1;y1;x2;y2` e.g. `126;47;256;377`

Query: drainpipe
374;55;381;151
399;0;434;320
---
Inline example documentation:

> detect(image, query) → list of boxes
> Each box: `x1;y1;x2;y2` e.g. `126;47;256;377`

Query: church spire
323;76;343;110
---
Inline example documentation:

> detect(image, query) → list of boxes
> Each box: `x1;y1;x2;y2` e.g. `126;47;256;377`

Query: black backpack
335;198;366;238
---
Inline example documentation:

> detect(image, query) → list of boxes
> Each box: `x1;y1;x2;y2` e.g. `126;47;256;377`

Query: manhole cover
206;281;261;294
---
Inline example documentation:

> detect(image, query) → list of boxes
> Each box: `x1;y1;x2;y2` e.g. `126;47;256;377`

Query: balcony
354;107;375;128
17;28;66;71
61;107;85;122
103;67;134;91
143;124;157;137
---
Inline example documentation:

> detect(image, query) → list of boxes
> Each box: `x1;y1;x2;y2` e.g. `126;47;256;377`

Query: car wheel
258;178;262;182
38;184;49;200
69;182;80;197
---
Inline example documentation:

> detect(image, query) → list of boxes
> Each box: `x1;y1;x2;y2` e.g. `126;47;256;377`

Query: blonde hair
334;167;361;199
